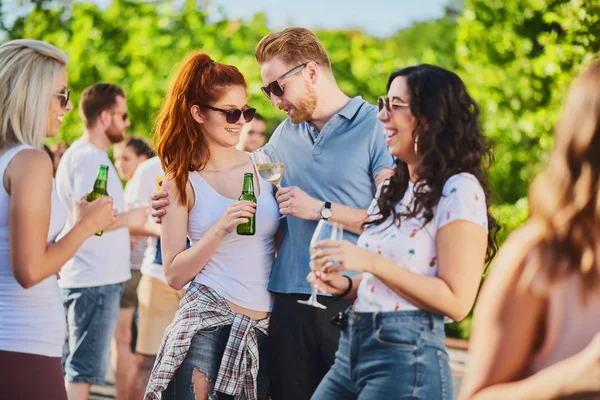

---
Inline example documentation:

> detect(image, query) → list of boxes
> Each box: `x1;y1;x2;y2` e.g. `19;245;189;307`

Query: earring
413;137;419;154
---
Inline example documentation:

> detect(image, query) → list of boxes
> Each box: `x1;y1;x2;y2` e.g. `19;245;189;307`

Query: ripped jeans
162;325;270;400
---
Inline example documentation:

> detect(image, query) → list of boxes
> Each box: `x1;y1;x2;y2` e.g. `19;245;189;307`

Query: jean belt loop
372;312;379;331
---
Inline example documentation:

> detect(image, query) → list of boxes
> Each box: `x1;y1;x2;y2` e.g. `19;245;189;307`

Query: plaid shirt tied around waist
144;283;270;400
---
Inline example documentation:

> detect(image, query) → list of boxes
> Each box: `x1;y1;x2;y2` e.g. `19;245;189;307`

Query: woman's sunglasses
378;96;410;113
53;89;70;109
199;104;257;124
260;63;308;99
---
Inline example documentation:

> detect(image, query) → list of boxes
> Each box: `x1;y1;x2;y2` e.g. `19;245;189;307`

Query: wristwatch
320;201;332;220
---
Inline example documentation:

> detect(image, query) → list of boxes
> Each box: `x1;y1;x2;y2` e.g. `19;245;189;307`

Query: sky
206;0;452;37
3;0;453;38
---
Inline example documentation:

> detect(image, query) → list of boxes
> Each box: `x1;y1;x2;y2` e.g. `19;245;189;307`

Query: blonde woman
0;40;116;399
459;61;600;399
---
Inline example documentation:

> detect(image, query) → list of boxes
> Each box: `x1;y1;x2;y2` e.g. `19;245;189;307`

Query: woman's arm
458;223;548;399
160;177;256;290
372;220;488;321
312;219;488;321
9;150;114;288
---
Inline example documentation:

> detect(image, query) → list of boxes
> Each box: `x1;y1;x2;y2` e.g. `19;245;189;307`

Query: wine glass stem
309;288;318;302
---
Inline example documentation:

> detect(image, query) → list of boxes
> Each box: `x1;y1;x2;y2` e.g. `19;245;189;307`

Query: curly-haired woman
308;64;499;400
459;61;600;400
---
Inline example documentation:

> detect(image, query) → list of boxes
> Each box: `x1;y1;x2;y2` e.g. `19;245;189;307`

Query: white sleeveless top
0;144;67;357
190;166;279;312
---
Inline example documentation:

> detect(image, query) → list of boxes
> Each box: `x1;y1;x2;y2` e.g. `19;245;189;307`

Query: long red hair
154;51;247;205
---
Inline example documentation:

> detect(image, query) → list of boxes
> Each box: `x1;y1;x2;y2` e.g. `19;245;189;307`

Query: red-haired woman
144;52;279;400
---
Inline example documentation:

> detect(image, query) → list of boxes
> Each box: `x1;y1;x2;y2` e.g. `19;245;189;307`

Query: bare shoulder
5;149;52;193
477;219;546;315
161;175;195;211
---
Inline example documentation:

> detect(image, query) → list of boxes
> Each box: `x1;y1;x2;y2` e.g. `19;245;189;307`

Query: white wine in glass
253;148;286;219
257;163;285;187
298;219;344;309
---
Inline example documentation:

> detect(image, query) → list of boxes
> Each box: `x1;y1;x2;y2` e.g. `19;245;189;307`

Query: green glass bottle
236;173;256;236
87;164;110;237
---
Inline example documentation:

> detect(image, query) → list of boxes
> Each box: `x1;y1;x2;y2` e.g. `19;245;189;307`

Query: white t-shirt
354;173;489;312
128;157;166;283
55;139;131;288
124;182;147;270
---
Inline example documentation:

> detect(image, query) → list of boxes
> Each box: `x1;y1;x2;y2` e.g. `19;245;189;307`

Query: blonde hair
0;39;69;149
525;60;600;297
255;27;331;70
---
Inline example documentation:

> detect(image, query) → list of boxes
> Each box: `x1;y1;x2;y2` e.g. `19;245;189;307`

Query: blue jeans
61;283;123;384
163;325;270;400
312;310;452;400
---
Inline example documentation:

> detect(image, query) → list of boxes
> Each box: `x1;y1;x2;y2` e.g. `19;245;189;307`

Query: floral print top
354;173;488;312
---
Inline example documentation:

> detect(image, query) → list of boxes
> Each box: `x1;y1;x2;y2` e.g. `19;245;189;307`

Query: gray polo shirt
263;96;394;295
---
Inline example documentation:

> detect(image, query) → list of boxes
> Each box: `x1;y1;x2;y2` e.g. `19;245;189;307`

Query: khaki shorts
136;275;183;355
120;270;143;308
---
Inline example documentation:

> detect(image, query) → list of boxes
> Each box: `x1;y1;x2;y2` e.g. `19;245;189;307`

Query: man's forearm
327;202;368;235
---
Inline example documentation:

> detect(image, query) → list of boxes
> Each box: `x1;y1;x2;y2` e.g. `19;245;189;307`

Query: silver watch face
321;207;332;219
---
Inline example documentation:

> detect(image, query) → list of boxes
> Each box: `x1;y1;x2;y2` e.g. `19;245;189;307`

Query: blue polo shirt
263;96;394;294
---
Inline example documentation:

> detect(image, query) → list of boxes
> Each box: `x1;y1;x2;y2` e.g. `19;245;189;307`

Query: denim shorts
312;310;452;400
61;283;123;384
162;324;270;400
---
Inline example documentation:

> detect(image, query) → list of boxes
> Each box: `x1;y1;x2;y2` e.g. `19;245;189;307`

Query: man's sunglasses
53;89;70;109
199;105;257;124
378;96;410;113
261;63;308;99
111;111;129;121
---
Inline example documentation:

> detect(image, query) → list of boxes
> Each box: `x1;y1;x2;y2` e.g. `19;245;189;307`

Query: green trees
459;0;600;204
3;0;458;144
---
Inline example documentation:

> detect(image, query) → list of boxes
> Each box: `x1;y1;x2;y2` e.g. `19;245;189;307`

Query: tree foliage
3;0;457;145
458;0;600;204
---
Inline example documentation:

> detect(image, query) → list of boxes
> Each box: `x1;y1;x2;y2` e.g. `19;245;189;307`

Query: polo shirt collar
337;96;364;120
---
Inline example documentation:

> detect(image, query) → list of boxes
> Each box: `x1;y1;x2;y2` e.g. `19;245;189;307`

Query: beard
106;122;125;144
282;81;318;124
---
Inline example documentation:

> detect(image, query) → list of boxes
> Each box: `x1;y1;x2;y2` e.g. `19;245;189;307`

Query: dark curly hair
369;64;499;265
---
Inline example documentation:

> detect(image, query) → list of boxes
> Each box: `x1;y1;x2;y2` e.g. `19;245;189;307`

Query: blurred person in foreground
111;136;155;400
459;60;600;400
0;39;115;400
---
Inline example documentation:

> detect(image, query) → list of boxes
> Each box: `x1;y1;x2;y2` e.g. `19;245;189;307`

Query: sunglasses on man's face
111;111;129;122
260;63;308;99
378;96;410;113
199;104;257;124
53;89;70;109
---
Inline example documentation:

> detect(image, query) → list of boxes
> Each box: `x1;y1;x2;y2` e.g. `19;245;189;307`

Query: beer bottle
87;164;110;236
236;173;256;236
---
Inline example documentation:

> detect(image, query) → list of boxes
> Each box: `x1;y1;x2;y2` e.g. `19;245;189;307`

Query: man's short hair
255;27;331;70
79;83;125;127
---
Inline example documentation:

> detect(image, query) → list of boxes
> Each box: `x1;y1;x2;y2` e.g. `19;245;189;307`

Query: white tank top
0;144;67;357
190;166;279;312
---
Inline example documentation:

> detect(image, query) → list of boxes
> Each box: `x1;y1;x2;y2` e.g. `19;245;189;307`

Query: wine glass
253;148;285;189
253;148;286;219
298;219;344;309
